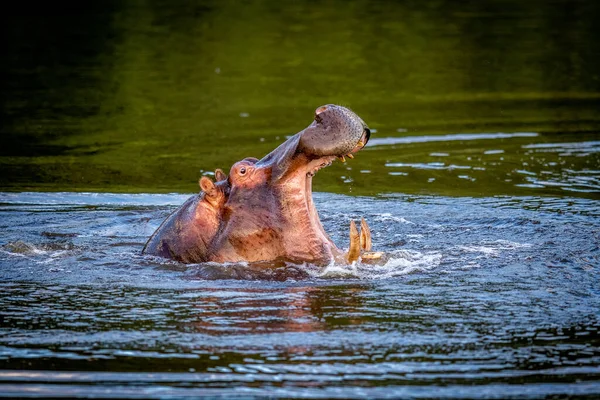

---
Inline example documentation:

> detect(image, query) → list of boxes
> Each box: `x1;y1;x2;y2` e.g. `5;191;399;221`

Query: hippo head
209;105;371;265
144;104;374;266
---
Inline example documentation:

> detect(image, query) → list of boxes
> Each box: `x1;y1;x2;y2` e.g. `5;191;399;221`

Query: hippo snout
298;104;369;158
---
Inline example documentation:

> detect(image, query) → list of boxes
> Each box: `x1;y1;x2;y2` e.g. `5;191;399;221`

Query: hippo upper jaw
257;105;370;180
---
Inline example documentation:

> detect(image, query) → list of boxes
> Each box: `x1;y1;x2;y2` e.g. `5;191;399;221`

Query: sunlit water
1;189;599;398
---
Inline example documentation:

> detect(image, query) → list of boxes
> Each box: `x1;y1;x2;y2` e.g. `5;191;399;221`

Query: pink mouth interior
296;156;340;257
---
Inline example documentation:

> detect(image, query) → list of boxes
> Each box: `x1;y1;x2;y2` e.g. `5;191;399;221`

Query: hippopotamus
143;104;382;266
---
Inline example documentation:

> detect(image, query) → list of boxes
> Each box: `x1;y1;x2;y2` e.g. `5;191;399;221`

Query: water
1;192;599;397
1;0;600;398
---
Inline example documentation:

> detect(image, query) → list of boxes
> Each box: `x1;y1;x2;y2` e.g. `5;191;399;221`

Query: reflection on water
368;132;540;146
0;192;599;397
365;131;600;197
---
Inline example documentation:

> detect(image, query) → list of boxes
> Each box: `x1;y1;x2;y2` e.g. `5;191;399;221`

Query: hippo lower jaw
276;129;375;265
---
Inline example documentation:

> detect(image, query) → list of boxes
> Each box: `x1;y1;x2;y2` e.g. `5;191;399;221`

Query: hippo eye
239;167;247;175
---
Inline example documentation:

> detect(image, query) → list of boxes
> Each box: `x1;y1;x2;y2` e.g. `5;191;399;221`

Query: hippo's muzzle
298;104;370;158
257;105;370;181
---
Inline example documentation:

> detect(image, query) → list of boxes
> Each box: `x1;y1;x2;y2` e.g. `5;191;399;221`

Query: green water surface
1;0;599;197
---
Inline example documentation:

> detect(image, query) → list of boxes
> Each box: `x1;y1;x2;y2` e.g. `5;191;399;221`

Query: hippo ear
199;176;217;197
214;168;227;182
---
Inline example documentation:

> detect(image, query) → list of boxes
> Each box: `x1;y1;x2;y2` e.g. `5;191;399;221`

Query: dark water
1;192;599;398
1;0;600;398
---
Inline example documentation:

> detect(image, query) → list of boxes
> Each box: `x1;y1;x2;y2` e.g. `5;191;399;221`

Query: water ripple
0;192;599;397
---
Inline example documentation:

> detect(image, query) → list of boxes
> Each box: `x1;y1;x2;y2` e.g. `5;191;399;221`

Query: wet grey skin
297;105;370;157
143;104;375;265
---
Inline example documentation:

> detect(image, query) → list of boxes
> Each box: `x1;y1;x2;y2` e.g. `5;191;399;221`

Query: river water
1;0;600;398
1;191;599;398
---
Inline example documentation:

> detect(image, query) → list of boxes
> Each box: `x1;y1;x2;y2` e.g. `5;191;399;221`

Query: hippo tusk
347;220;361;263
360;217;372;252
346;217;383;264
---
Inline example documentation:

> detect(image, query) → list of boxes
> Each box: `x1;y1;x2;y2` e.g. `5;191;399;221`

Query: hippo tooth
347;220;360;263
346;217;374;263
360;217;372;251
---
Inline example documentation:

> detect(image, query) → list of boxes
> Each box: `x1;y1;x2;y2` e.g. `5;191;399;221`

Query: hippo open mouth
143;105;377;266
263;105;372;264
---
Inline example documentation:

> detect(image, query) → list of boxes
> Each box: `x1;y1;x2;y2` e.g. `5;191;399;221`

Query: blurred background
1;0;599;197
